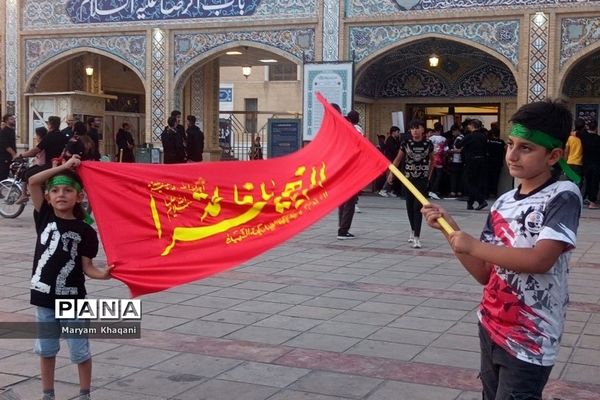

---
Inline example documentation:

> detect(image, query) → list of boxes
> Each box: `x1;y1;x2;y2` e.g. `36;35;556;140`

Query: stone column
527;12;549;103
150;28;167;144
202;59;221;160
322;0;340;61
5;0;18;115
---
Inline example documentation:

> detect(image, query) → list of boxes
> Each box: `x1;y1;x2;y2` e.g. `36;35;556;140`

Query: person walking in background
0;114;17;180
447;124;464;199
185;115;204;162
428;125;447;200
85;117;101;160
170;110;187;159
456;119;488;210
250;135;263;160
486;123;506;198
161;116;186;164
564;118;585;187
115;122;135;162
582;120;600;209
332;104;359;239
387;119;433;248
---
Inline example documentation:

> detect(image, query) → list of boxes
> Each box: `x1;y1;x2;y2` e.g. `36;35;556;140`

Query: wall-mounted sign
268;119;302;158
66;0;261;23
303;62;353;141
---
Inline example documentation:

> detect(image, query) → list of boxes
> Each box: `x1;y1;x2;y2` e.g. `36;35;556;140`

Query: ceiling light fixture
85;65;94;76
226;50;242;55
242;46;251;79
259;59;278;63
429;53;440;67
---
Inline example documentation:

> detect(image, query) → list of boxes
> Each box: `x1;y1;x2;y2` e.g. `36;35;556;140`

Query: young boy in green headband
422;100;582;399
28;155;112;400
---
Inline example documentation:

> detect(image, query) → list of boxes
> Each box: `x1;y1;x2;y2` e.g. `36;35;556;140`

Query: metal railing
218;111;301;161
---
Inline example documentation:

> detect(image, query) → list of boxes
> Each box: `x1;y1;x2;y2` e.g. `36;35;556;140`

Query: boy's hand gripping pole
387;164;455;235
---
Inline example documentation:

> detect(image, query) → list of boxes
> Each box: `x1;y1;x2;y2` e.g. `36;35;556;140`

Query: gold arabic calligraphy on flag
148;163;327;255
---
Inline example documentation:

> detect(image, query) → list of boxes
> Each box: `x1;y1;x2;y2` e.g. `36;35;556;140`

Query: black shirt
487;137;506;163
38;130;68;167
400;139;433;180
30;202;98;309
161;127;186;163
0;126;16;161
186;125;204;162
457;130;487;161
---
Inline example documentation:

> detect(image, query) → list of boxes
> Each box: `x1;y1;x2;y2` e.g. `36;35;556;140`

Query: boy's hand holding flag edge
79;93;450;297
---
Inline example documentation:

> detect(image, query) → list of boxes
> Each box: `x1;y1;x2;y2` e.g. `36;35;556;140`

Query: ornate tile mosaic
151;29;166;142
528;12;548;102
24;35;146;80
5;0;18;110
561;16;600;68
350;21;520;67
322;0;340;61
347;0;600;16
23;0;316;30
173;29;315;77
358;64;516;98
563;50;600;97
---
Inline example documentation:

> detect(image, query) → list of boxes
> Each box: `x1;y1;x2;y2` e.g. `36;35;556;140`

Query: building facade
1;1;599;163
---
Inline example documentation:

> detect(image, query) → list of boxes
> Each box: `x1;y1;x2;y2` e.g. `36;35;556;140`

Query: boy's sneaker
411;238;422;249
408;232;414;243
428;192;441;200
337;232;356;240
378;190;390;197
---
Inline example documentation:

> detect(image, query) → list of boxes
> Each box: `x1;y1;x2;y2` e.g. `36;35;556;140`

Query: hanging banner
79;94;389;297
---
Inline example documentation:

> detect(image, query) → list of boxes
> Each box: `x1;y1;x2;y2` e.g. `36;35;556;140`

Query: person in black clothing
19;116;68;169
86;117;101;160
582;121;600;209
185;115;204;162
116;122;135;162
170;110;187;159
387;119;433;249
61;115;76;140
161;116;186;164
486;123;506;198
0;114;17;180
456;119;488;210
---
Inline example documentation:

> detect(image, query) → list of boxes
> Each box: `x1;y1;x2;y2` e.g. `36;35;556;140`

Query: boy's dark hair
347;110;360;125
510;99;572;146
390;126;400;133
433;122;443;131
408;119;425;129
2;114;13;123
574;118;586;132
167;116;177;127
47;116;61;130
468;119;483;130
170;110;182;117
187;115;196;124
35;126;48;138
47;170;86;220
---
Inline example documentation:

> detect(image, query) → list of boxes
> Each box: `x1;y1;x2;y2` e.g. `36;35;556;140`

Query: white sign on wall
303;63;353;141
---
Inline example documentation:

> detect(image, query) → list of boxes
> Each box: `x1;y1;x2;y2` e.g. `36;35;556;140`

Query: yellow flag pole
387;164;455;235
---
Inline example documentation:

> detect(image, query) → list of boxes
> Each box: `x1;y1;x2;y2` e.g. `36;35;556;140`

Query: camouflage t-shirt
478;179;581;366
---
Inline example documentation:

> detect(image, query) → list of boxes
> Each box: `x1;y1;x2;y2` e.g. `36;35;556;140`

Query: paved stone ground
1;195;599;400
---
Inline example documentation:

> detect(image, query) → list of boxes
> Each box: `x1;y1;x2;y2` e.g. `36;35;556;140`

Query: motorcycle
0;159;28;218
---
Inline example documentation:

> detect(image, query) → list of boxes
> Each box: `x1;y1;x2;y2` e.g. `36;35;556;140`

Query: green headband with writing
510;123;581;185
47;175;82;193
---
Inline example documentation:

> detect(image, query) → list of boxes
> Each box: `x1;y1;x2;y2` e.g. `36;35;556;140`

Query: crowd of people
160;110;205;163
375;116;600;210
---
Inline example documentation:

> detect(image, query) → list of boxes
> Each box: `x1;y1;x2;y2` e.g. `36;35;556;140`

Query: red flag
79;94;390;297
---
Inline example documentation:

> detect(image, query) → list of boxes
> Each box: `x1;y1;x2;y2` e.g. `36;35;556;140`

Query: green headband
510;123;581;184
47;175;82;193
